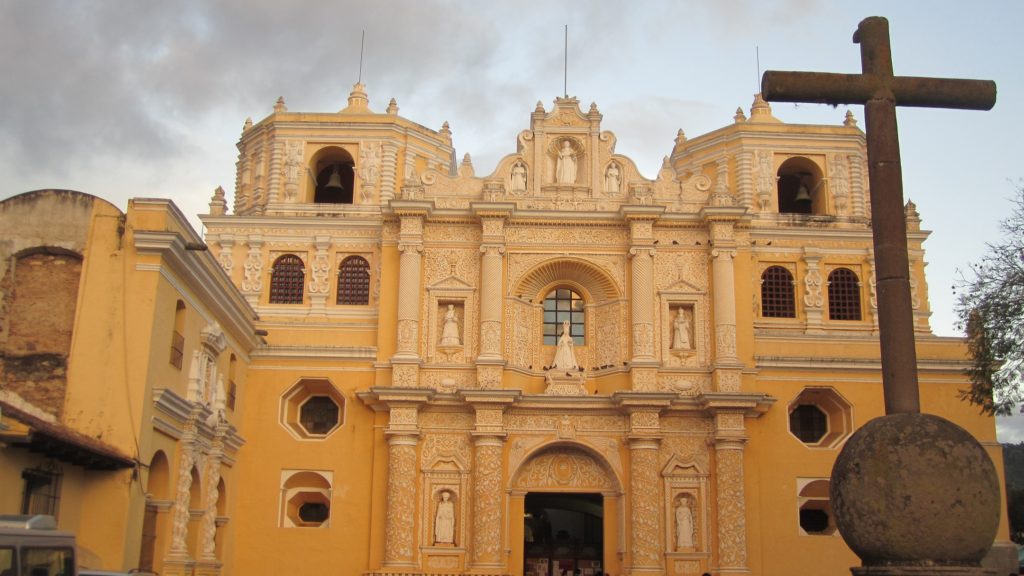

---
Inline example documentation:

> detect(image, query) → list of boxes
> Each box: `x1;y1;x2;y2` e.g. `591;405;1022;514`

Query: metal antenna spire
756;46;761;93
564;24;568;98
358;30;365;83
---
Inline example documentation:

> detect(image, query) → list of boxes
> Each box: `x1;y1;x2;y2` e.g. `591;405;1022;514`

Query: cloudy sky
2;1;1023;436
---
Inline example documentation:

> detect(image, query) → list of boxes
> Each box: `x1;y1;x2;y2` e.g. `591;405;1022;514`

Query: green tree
956;185;1024;415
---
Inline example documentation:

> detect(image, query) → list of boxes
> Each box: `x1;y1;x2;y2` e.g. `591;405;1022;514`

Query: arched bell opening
310;146;355;204
777;157;826;215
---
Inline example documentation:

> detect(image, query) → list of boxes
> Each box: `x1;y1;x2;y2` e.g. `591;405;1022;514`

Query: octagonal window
787;387;853;448
281;470;332;528
280;378;345;440
299;396;340;436
797;479;837;536
789;405;827;443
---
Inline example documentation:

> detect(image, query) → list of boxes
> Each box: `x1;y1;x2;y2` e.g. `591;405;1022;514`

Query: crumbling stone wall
0;250;82;417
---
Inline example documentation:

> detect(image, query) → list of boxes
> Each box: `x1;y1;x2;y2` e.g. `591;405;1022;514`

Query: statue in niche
511;161;527;193
676;496;695;549
672;308;692;350
439;304;461;346
604;162;620;194
551;319;579;371
555;140;577;184
434;490;455;544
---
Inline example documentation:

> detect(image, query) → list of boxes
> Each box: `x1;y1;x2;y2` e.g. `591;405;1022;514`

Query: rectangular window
21;469;62;519
170;330;185;369
227;380;237;411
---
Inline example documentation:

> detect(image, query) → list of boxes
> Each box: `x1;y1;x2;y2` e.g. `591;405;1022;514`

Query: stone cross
761;16;996;414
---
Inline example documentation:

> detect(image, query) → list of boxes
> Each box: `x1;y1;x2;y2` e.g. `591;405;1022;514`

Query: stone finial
208;186;227;216
458;153;474;178
589;102;599;114
749;93;781;123
662;156;671;169
905;199;921;231
440;121;452;144
243;117;253;131
734;106;747;123
535;100;545;113
274;96;287;113
844;110;859;127
341;82;371;113
675;129;687;147
387;98;399;115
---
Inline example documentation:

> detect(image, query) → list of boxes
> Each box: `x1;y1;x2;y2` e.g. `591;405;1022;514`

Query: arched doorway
509;443;622;576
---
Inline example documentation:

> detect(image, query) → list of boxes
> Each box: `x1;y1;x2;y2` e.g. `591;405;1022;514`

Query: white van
0;515;76;576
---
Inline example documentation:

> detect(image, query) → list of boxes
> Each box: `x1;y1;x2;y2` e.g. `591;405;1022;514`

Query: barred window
337;256;370;305
761;266;796;318
270;254;305;304
827;268;862;320
543;288;584;345
21;468;62;518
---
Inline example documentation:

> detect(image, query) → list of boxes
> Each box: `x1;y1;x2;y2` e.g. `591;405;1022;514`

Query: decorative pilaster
381;143;399;202
214;234;234;277
199;424;227;563
308;236;331;314
712;411;750;576
736;150;754;208
802;248;825;333
267;138;284;204
390;202;431;387
850;152;867;218
241;235;263;308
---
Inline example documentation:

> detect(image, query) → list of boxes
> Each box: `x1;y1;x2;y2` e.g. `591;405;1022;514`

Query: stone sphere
830;412;1000;565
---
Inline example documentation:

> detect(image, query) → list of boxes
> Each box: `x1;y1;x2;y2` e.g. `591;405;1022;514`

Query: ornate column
701;204;746;393
711;410;750;576
373;389;432;570
802;247;825;333
617;393;674;576
390;202;432;387
473;204;513;389
622;206;664;392
463;390;519;573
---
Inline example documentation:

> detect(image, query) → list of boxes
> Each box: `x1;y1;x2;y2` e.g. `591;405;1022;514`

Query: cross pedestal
762;16;1001;575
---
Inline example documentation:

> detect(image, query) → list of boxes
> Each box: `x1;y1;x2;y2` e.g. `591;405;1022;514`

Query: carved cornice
696;392;775;416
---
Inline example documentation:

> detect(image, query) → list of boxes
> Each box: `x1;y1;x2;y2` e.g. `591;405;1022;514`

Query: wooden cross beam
761;17;996;415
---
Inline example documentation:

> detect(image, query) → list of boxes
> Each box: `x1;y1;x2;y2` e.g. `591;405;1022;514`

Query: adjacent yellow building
0;86;1011;576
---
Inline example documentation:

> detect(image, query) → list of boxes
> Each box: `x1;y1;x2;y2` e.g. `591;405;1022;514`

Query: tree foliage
955;185;1024;415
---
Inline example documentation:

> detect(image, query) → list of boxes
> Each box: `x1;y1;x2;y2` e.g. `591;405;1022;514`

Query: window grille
337;256;370;305
827;268;862;320
542;288;584;345
761;266;796;318
169;330;185;369
270;255;305;304
21;468;62;518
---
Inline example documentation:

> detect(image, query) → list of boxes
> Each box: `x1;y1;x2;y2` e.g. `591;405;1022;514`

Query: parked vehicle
0;515;76;576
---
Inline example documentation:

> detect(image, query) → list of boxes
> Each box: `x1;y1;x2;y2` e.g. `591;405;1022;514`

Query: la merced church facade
0;84;1009;576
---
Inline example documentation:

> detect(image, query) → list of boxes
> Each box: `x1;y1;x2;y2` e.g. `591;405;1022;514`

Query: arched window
827;268;861;320
227;354;238;411
543;288;584;345
337;256;370;305
777;157;826;215
270;255;305;304
761;266;796;318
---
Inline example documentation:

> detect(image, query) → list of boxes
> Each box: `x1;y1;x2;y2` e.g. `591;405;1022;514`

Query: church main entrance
523;492;604;576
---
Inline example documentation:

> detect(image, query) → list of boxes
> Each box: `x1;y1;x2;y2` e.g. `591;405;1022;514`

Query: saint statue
672;308;691;350
555;140;576;184
551;319;579;371
604;162;620;194
676;498;694;549
439;304;461;346
434;490;455;544
511;161;527;193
